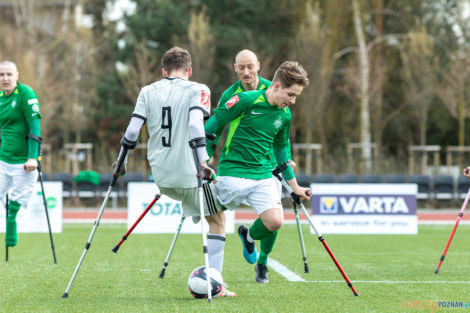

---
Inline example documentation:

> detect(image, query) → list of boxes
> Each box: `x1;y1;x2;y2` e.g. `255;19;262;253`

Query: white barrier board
311;183;417;234
0;181;63;233
128;182;235;234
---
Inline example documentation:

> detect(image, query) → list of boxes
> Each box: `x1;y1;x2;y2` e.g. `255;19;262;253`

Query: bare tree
351;0;372;171
292;0;343;158
435;55;470;146
400;24;438;145
188;7;215;86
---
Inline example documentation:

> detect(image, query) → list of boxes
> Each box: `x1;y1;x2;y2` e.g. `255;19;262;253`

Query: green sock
248;218;273;240
258;230;278;265
5;200;20;247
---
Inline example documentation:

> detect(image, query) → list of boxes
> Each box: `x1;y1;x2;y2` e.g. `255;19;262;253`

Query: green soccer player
0;61;42;248
205;61;311;283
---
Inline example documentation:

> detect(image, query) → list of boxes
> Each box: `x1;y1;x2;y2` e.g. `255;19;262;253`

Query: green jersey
0;83;41;164
217;76;271;108
205;90;291;179
212;76;291;167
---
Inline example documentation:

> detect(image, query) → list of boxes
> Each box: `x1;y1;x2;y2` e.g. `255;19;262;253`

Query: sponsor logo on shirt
251;110;262;115
200;90;210;111
226;95;240;109
28;98;38;105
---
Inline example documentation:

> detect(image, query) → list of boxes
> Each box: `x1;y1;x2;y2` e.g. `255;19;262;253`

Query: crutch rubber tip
61;292;68;298
159;269;166;279
111;246;119;253
304;264;310;273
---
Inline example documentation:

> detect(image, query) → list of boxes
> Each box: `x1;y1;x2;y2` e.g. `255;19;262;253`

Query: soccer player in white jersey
114;47;235;297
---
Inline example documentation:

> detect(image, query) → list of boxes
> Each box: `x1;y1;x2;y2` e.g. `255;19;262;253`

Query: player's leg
244;178;284;283
205;210;226;273
173;184;237;297
6;164;38;247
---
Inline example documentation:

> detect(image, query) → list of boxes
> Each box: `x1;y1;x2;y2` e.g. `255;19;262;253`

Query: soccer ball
188;266;225;299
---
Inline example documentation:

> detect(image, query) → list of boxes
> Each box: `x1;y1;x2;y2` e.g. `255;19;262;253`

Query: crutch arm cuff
121;136;137;149
189;137;206;148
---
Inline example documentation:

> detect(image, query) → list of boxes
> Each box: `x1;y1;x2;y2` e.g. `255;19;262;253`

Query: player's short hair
272;61;309;88
0;61;18;71
162;47;191;74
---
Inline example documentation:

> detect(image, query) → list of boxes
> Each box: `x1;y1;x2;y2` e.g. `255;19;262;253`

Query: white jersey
133;77;210;188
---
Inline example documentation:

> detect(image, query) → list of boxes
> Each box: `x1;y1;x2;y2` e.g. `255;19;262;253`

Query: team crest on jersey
226;95;239;109
274;117;282;129
200;90;210;111
11;100;16;108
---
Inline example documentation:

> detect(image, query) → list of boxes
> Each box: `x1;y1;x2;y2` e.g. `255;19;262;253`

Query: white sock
207;233;225;273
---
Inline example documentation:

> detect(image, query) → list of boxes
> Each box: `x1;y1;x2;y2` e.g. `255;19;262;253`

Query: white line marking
302;280;470;284
267;257;470;284
267;257;306;282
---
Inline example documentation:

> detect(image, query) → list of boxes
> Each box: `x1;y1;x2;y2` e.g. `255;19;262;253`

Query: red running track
62;209;470;222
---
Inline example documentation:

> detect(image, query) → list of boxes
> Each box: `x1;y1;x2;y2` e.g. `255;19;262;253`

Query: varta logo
320;197;338;213
320;196;409;214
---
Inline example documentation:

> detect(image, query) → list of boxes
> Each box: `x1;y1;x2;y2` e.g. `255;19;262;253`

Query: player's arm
188;85;216;181
114;91;147;175
22;88;41;172
205;94;248;157
206;90;231;156
273;122;310;201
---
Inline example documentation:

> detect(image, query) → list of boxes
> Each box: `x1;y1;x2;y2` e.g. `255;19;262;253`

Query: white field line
301;280;470;284
267;257;306;282
267;257;470;284
237;219;470;225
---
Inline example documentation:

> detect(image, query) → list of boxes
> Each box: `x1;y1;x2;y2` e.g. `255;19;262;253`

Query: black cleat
255;263;269;283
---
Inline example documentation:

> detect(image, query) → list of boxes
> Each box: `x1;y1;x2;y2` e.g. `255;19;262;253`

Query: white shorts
215;176;282;215
0;160;38;207
159;182;222;217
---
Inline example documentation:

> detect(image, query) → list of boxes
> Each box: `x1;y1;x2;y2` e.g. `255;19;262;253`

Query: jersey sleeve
133;88;148;118
189;84;210;117
213;93;251;124
217;88;231;108
21;87;41;121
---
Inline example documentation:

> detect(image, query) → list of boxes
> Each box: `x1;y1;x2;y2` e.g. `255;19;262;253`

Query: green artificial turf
0;224;469;313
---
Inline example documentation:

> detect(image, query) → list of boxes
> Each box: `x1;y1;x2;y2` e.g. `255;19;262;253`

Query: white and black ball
188;266;225;299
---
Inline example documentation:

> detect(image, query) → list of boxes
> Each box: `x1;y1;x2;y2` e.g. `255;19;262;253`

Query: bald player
0;61;42;248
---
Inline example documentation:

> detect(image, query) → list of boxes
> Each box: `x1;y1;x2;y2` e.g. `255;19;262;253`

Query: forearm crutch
273;161;359;297
5;194;8;262
434;186;470;274
273;168;309;273
62;147;129;299
37;144;57;264
189;137;212;303
159;216;186;278
112;193;161;253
